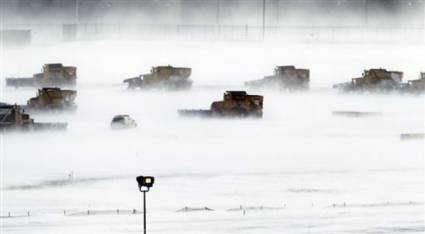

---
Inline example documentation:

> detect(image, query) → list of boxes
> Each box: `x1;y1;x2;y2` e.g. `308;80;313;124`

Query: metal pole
364;0;369;28
423;0;425;44
262;0;266;39
143;191;146;234
75;0;79;24
216;0;220;25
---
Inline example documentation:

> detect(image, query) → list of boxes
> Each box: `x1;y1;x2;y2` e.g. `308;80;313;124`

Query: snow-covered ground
0;41;424;233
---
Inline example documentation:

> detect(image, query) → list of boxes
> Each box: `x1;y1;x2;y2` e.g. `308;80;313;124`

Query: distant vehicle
178;91;263;118
333;68;403;92
111;115;137;129
123;65;192;90
245;66;309;90
6;63;77;88
0;103;67;131
25;87;77;112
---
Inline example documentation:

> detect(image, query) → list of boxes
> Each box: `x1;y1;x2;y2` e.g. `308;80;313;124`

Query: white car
111;115;137;129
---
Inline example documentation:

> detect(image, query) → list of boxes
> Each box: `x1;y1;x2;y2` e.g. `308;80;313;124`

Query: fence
2;23;424;44
1;201;422;218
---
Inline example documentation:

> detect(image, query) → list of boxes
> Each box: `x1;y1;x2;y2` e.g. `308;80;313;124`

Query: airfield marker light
136;176;155;234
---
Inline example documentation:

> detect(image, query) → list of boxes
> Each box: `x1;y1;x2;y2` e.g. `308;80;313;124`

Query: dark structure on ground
332;111;382;117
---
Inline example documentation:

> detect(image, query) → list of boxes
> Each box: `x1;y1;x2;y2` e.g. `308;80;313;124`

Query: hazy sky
1;0;424;27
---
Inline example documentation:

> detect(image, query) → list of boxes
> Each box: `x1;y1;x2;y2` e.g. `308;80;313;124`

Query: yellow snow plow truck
179;91;263;118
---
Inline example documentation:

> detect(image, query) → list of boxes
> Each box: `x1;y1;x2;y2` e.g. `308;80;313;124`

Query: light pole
216;0;220;25
364;0;368;28
75;0;79;24
262;0;266;39
136;176;155;234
